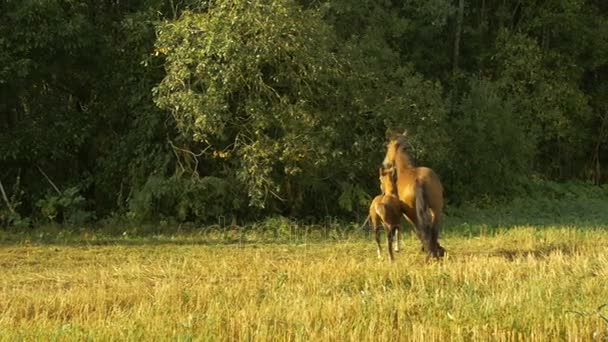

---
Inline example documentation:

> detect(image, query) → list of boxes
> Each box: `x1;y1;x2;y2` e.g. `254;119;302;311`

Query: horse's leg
426;174;445;258
403;212;426;253
417;216;440;258
420;224;443;259
414;226;426;253
417;208;444;259
430;211;445;257
386;225;395;262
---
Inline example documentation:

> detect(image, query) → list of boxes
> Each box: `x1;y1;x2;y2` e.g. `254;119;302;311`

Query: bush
36;187;95;225
445;79;533;202
128;175;243;223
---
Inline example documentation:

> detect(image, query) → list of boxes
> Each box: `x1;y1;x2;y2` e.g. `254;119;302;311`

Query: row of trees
1;0;607;226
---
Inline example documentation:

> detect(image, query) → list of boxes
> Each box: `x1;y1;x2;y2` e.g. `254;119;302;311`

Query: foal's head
378;166;398;196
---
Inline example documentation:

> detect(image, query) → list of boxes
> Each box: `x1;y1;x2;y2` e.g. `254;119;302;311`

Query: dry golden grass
1;226;607;341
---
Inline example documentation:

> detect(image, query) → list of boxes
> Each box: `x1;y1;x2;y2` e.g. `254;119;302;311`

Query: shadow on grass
442;220;608;240
1;224;604;249
0;226;366;247
492;242;579;260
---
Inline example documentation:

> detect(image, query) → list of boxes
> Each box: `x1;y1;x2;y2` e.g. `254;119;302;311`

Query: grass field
1;221;608;341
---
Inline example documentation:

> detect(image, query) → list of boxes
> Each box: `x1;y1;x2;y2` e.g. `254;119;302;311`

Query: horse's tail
415;179;431;232
358;214;371;230
415;179;444;257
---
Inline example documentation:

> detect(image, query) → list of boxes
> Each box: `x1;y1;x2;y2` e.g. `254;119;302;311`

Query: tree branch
0;179;15;214
36;165;61;195
168;139;212;178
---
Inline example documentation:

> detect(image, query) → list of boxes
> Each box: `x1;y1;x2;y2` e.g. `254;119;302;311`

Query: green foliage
0;210;30;229
128;175;242;223
446;179;608;229
36;187;95;225
0;1;170;223
258;216;294;239
0;172;30;228
153;0;347;211
493;30;594;178
0;0;96;163
0;0;607;225
337;182;371;213
446;79;532;201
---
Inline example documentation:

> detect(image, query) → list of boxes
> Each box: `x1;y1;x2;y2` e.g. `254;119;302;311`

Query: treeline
1;0;607;226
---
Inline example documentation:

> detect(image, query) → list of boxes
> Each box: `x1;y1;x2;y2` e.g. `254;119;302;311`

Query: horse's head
383;131;414;169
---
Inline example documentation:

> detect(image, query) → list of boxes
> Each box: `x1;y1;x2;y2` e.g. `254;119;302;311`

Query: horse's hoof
428;250;445;260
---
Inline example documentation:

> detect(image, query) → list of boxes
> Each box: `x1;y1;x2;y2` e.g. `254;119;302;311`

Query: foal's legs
371;215;382;259
393;228;400;252
374;227;382;259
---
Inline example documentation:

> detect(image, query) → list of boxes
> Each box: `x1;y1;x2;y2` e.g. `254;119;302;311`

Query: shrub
128;175;243;223
36;187;95;225
446;79;533;202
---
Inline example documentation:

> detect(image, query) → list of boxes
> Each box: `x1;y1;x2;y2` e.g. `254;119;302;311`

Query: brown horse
368;167;403;262
383;133;445;258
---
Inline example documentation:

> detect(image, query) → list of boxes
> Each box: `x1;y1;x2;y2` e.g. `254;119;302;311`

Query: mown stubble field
0;226;607;341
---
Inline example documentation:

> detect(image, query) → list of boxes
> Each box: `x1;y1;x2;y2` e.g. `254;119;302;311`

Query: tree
154;0;349;213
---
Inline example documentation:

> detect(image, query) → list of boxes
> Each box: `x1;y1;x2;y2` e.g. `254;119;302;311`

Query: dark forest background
1;0;607;227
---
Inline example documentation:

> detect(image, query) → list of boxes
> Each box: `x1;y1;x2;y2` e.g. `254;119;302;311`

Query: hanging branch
449;0;465;113
591;112;608;184
452;0;465;75
169;141;187;176
0;179;15;214
168;139;212;178
36;165;61;195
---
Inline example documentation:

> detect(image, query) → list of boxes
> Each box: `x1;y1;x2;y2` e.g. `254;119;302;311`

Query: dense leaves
0;0;606;225
154;0;346;211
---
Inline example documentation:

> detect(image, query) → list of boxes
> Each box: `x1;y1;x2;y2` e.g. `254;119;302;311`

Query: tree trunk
450;0;465;112
453;0;465;75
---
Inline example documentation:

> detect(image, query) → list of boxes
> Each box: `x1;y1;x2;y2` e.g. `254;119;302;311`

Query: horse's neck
395;152;414;170
387;187;399;198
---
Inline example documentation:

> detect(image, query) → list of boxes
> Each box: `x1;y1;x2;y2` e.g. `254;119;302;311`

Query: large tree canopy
153;0;346;210
0;0;606;225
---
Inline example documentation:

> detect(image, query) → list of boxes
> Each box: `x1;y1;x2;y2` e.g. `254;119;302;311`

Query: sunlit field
1;224;607;341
